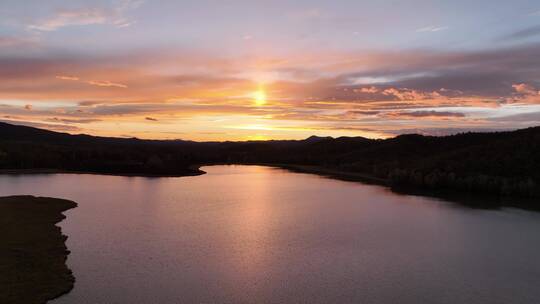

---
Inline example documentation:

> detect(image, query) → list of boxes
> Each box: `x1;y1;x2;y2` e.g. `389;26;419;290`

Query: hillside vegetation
1;122;539;200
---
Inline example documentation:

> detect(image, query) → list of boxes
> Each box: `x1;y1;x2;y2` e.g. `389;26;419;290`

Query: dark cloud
145;117;158;121
78;100;102;106
336;44;540;97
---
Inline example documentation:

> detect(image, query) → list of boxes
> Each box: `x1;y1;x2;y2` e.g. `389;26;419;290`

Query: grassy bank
0;195;77;304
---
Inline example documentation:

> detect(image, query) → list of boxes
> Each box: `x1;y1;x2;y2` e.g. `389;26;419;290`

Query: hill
1;122;539;201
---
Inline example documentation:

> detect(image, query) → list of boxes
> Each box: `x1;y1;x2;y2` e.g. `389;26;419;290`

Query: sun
253;89;266;106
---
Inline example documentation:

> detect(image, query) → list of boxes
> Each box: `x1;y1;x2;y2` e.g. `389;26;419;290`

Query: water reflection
0;166;539;303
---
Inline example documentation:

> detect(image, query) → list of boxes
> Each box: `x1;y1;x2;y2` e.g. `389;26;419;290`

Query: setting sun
253;90;266;106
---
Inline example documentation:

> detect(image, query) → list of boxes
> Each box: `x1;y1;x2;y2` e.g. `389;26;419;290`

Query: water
1;165;539;303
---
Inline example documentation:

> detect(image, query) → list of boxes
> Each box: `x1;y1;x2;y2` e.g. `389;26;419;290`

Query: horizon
2;120;535;143
1;1;540;140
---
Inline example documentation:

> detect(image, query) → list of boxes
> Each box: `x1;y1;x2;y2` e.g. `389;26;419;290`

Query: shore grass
0;195;77;304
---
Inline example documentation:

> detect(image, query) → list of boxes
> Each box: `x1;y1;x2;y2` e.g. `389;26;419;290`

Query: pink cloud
512;83;539;95
509;83;540;104
382;88;443;101
357;86;379;94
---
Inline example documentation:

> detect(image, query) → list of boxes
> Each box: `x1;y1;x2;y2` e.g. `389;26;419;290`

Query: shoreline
264;164;539;211
0;168;205;178
0;195;77;304
257;163;389;185
198;163;540;211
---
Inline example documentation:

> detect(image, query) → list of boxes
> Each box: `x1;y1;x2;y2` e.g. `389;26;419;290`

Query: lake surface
1;165;539;303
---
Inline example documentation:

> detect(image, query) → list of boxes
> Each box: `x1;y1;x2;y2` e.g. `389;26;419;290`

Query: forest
1;122;539;200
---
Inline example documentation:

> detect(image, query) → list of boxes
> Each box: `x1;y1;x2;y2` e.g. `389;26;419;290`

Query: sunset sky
1;0;540;140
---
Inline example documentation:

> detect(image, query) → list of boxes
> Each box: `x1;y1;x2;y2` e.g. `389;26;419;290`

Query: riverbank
0;196;77;304
0;168;205;178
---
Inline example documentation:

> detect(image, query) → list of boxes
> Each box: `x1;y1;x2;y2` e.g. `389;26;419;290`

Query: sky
1;0;540;141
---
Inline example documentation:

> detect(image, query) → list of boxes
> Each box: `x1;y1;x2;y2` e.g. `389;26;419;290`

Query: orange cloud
358;86;379;94
87;80;128;88
512;83;538;95
509;83;540;104
382;88;443;101
56;75;80;81
1;44;539;140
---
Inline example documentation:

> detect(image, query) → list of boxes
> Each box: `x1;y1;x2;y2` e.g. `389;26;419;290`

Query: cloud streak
26;1;143;31
416;26;449;32
87;80;128;88
502;25;540;41
0;39;539;139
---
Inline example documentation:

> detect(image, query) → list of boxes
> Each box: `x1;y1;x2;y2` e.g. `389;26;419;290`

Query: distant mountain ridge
1;122;539;203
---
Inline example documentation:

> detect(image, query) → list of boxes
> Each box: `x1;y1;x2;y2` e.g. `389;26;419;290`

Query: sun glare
253;89;266;106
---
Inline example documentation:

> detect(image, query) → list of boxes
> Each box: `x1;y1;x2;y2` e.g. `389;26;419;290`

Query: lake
1;165;539;303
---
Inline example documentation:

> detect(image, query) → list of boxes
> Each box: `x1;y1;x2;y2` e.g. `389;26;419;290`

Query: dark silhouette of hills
1;122;539;203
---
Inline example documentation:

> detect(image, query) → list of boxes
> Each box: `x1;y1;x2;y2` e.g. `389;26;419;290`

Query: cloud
56;75;128;89
347;110;381;116
358;86;379;94
509;83;540;104
87;80;128;88
416;26;448;32
26;1;143;31
1;43;536;101
45;117;101;124
56;75;80;81
28;9;109;31
490;111;540;123
78;100;102;107
2;43;538;108
382;88;443;101
24;104;32;110
0;42;540;139
502;25;540;41
145;117;158;121
385;110;465;118
512;83;538;95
